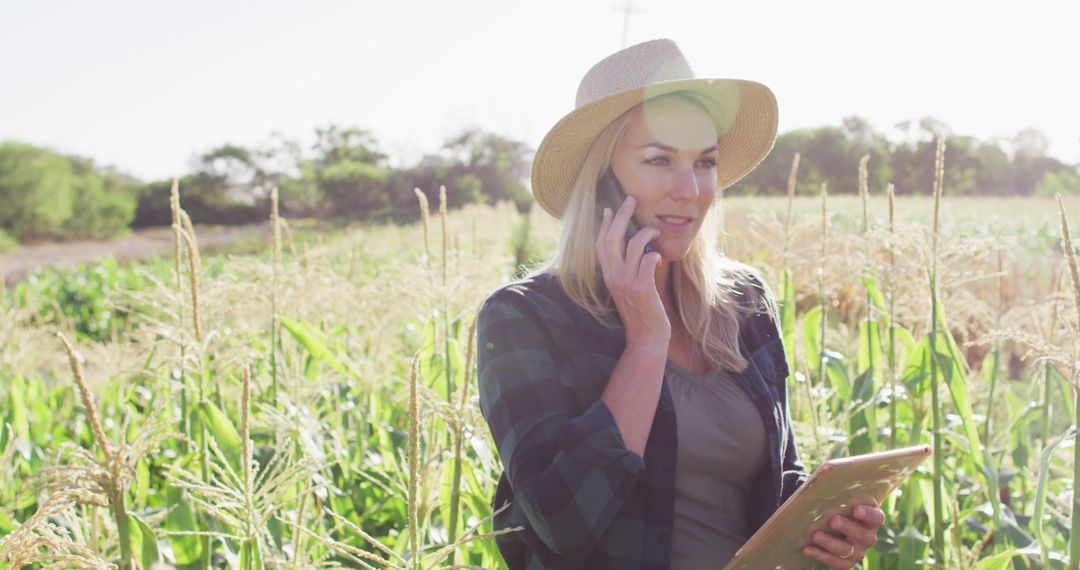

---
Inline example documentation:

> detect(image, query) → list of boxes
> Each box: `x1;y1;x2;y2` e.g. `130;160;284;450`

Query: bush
0;142;75;239
63;163;138;239
0;227;16;253
132;175;268;227
0;142;138;241
1035;168;1080;197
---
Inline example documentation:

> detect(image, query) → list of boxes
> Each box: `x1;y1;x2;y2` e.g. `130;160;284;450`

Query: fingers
804;530;863;569
802;539;862;570
830;514;879;548
853;504;886;529
803;505;885;565
605;196;637;263
801;506;882;570
625;227;660;282
636;250;663;281
597;196;655;286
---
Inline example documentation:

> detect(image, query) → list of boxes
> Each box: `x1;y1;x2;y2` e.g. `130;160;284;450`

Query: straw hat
531;38;778;219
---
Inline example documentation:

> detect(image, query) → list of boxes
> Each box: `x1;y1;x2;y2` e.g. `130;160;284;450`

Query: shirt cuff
558;399;646;474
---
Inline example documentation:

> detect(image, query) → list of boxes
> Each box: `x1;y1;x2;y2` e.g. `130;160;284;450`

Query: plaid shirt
477;268;809;570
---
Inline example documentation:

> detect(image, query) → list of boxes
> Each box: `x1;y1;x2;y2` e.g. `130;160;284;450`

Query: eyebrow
637;142;720;155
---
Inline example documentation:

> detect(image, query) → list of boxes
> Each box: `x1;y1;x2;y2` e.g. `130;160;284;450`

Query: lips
656;215;695;232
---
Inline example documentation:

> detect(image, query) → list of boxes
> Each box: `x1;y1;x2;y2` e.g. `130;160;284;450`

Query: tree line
0;116;1077;248
737;116;1079;197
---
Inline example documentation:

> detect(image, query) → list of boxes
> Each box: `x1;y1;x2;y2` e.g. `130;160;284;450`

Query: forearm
600;341;667;456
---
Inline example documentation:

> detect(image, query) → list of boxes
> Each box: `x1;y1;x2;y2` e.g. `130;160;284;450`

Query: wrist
623;336;669;359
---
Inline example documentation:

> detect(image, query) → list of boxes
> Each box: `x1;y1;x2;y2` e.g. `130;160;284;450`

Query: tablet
724;444;932;570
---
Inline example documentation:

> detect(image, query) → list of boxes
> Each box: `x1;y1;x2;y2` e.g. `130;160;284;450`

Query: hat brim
531;78;778;219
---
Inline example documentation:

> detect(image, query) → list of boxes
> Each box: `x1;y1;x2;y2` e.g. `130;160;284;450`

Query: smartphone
596;168;654;254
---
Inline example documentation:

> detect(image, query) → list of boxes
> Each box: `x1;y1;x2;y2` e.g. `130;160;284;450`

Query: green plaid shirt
477;268;808;570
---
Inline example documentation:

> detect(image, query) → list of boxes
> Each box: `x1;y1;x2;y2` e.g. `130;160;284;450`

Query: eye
696;157;718;169
645;156;670;167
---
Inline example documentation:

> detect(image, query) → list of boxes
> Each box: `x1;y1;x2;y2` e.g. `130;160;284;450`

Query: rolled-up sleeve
477;294;644;559
560;399;646;473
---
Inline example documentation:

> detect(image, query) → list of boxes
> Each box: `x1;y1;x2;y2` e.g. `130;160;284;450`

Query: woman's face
608;95;719;261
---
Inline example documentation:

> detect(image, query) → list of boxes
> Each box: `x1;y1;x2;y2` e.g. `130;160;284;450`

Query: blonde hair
534;93;760;373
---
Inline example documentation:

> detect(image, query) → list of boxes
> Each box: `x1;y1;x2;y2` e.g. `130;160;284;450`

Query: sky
2;0;1078;182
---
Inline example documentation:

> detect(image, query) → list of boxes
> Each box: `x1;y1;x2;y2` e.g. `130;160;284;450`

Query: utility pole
613;0;645;49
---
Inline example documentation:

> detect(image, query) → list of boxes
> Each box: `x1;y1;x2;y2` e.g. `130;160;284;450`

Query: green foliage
12;257;163;342
0;142;138;241
0;141;76;239
127;513;161;569
733;117;1073;197
1035;168;1080;197
7;123;1080;569
318;159;393;216
133;172;267;227
64;158;140;239
196;400;243;473
164;483;204;565
509;211;545;279
12;116;1077;250
0;227;16;252
279;315;350;375
131;124;534;228
441;129;533;210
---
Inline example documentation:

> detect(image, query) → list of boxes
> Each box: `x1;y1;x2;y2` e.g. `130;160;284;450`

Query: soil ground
0;223;272;286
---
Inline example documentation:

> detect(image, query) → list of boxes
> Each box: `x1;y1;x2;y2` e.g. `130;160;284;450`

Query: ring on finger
839;543;856;559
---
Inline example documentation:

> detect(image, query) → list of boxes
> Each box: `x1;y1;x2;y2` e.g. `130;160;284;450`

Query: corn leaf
128;512;161;570
858;319;883;377
896;524;929;570
1034;425;1075;569
197;401;242;473
280;315;348;375
973;548;1018;569
902;335;932;400
849;367;877;455
824;352;851;404
861;273;888;322
420;317;464;402
165;480;204;565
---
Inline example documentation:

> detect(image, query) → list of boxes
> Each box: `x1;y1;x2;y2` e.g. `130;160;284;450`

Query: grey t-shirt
665;358;769;570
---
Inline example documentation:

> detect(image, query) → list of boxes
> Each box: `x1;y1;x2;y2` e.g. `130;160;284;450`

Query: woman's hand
595;196;669;347
801;503;885;569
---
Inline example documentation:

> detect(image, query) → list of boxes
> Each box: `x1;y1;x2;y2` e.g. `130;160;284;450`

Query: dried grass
176;226;202;343
0;490;114;570
170;179;182;290
414;188;431;257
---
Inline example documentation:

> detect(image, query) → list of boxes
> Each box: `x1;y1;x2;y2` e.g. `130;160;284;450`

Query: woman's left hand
801;503;885;569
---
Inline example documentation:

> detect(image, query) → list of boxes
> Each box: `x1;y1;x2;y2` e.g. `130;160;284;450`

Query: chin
654;243;692;262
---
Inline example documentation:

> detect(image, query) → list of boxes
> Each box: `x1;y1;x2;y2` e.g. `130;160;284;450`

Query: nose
671;165;699;201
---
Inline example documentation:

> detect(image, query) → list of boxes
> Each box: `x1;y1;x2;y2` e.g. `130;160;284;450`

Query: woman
476;39;884;570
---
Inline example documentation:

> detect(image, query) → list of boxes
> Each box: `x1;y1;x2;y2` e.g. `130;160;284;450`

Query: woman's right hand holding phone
595;196;670;349
595;195;670;457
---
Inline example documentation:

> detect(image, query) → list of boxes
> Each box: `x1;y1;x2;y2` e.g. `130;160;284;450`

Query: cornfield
1;141;1079;569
